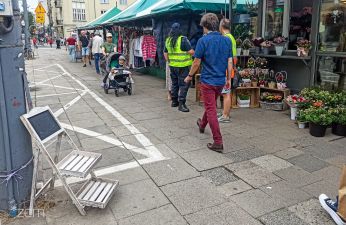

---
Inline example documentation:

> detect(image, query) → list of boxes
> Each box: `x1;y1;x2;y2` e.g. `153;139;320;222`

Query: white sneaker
319;194;346;225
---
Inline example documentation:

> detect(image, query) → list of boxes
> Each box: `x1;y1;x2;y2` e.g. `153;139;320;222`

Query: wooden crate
232;87;260;108
260;87;290;110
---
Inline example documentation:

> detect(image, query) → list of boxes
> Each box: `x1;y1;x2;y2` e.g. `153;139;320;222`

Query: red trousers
200;83;223;145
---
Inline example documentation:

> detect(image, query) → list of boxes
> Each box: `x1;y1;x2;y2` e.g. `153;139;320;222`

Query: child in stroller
102;53;134;96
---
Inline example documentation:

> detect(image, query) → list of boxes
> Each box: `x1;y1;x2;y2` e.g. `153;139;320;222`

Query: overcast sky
26;0;39;11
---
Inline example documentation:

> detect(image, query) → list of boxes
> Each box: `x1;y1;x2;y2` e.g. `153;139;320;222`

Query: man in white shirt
92;31;104;75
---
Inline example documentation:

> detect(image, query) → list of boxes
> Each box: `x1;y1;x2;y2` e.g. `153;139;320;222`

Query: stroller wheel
104;87;109;94
115;89;119;97
128;88;132;96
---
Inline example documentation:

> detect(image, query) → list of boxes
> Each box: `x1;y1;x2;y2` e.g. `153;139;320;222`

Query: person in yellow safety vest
164;23;195;112
218;18;238;123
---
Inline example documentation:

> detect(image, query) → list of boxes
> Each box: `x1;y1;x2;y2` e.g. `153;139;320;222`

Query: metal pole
229;0;233;32
22;0;32;52
0;0;33;213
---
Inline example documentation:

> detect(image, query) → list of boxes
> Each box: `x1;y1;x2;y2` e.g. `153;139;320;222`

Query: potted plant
250;74;258;87
296;39;311;57
331;107;346;136
252;37;264;54
239;69;251;87
305;107;333;137
242;38;253;56
297;109;308;129
267;70;276;89
236;38;243;56
273;36;287;56
237;94;250;108
286;95;300;120
260;92;284;111
260;40;273;55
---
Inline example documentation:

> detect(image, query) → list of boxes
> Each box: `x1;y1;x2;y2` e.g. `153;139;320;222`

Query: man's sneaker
217;112;222;117
218;116;231;123
319;194;346;225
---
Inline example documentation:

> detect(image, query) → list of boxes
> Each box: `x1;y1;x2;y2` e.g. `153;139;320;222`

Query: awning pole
229;0;233;31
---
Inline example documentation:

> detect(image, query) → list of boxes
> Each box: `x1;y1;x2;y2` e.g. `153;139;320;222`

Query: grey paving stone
143;158;200;186
45;201;117;225
7;217;47;225
249;135;296;153
110;123;149;137
259;181;312;206
224;160;258;173
287;154;329;173
109;179;169;219
102;167;149;186
251;155;293;172
151;127;190;141
80;136;115;151
326;155;346;168
201;167;238;186
119;204;187;225
234;166;281;188
181;149;234;171
312;166;342;184
217;180;253;197
274;148;304;160
130;111;163;121
165;136;209;154
288;199;336;225
274;166;322;187
303;143;346;160
229;189;286;217
93;147;134;169
224;147;267;163
222;134;255;153
160;177;226;215
185;201;262;225
301;180;338;198
259;208;309;225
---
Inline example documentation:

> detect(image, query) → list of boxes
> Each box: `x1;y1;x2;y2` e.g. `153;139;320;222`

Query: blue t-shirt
194;32;232;86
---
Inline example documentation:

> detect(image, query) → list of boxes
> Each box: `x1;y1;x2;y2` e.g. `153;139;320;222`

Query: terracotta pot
251;81;258;87
268;82;276;89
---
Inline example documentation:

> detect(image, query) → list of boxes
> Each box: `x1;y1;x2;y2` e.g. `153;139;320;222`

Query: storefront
232;0;346;91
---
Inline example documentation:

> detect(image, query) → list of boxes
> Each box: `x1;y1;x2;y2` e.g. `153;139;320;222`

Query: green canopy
151;0;229;14
104;0;160;24
80;7;121;29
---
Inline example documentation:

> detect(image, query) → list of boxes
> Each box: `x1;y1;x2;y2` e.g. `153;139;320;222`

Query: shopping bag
338;165;346;221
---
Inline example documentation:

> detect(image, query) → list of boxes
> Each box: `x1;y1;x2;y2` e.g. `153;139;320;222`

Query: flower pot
332;124;346;136
298;121;307;129
309;123;328;137
262;47;269;55
236;48;242;56
290;107;298;120
297;47;309;57
237;97;250;108
242;49;250;56
251;81;258;87
268;82;276;89
275;45;284;56
255;47;261;54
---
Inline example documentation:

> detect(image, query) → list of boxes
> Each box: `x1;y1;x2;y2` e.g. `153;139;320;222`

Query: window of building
100;0;109;4
232;0;259;40
119;0;127;5
72;0;86;21
263;0;286;39
319;0;346;52
101;10;107;14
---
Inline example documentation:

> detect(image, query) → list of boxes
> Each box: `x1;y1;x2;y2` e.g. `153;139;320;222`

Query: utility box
0;0;13;16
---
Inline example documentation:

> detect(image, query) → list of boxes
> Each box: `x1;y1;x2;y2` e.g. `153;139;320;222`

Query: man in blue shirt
185;13;233;152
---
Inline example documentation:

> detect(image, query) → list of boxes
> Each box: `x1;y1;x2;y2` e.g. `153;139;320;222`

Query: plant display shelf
260;87;290;110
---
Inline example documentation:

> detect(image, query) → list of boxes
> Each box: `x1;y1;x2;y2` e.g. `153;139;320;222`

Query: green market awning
103;0;160;24
80;7;121;29
151;0;230;14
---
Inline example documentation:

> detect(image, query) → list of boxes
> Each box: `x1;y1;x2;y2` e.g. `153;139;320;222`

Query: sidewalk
7;48;346;225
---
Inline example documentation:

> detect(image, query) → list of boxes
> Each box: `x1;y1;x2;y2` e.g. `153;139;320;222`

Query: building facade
42;0;137;37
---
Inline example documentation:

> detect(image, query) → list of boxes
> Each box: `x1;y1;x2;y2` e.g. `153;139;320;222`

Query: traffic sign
36;13;45;24
35;2;46;14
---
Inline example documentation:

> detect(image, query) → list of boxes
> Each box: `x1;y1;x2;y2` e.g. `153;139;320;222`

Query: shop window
119;0;127;5
288;0;313;50
232;0;259;39
319;0;346;52
263;0;285;39
317;56;346;90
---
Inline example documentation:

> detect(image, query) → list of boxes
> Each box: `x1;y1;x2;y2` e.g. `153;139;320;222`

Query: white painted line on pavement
54;91;88;117
35;74;63;85
34;69;63;75
36;91;78;98
60;122;151;157
30;83;84;91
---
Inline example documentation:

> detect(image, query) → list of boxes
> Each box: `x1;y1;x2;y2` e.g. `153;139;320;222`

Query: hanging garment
129;38;136;68
118;30;123;53
141;35;157;61
134;37;143;57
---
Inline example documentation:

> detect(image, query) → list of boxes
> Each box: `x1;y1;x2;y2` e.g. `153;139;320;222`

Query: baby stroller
101;53;133;97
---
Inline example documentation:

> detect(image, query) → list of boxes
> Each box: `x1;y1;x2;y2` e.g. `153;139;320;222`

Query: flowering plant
260;40;273;48
236;38;243;47
252;37;264;47
330;107;346;125
239;69;251;79
242;38;254;50
304;107;333;125
261;92;283;102
273;36;287;45
286;95;310;108
296;39;311;49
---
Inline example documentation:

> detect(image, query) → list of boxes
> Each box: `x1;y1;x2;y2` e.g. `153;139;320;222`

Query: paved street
8;48;346;225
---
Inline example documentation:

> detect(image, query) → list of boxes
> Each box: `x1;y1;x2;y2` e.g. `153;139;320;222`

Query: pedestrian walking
89;33;94;64
80;31;90;67
66;33;77;62
92;31;104;75
164;23;194;112
218;18;238;123
56;37;61;49
101;33;117;86
185;13;233;152
48;37;53;48
32;36;38;49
